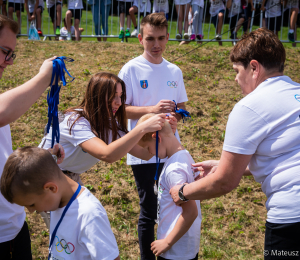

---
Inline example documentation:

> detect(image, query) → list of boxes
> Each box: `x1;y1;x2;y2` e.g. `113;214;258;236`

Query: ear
250;60;260;79
166;33;169;43
43;182;58;194
138;33;143;45
151;132;162;143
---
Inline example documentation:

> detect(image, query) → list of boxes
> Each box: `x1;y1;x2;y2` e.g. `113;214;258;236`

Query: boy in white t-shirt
24;0;44;36
137;114;201;260
46;0;62;36
1;147;120;260
261;0;282;36
226;0;245;42
66;0;83;40
129;0;151;36
209;0;225;45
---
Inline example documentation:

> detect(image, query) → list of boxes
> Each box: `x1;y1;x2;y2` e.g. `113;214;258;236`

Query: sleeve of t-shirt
81;211;119;260
62;117;97;147
118;67;133;106
164;162;189;190
223;103;269;155
177;69;188;104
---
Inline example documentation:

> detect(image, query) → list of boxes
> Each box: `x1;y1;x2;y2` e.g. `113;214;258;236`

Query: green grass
14;5;299;46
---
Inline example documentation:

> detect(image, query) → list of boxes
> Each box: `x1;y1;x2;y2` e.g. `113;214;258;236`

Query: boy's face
139;134;168;159
12;184;61;213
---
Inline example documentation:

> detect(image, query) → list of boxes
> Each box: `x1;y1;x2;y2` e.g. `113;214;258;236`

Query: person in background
129;0;151;37
24;0;44;36
284;0;299;44
65;0;83;40
8;0;23;34
209;0;225;45
1;0;8;16
261;0;282;36
175;0;191;40
152;0;169;19
91;0;111;41
190;0;204;41
46;0;62;36
227;0;245;42
117;0;132;39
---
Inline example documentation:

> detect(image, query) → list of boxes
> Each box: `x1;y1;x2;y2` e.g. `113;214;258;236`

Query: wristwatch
178;184;189;202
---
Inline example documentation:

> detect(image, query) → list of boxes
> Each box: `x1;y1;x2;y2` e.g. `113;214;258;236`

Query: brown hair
140;13;168;37
230;28;286;73
0;147;62;203
136;113;172;142
65;72;128;144
0;14;19;36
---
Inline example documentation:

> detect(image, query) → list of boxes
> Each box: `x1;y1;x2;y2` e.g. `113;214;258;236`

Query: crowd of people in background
1;0;299;43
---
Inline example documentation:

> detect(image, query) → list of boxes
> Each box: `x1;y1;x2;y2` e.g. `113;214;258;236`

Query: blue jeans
132;163;164;260
92;1;111;36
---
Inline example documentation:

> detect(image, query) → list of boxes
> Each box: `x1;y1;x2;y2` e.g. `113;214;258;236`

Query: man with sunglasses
0;15;62;260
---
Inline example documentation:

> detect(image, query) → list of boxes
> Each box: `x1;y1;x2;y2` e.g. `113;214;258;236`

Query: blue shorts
211;9;225;28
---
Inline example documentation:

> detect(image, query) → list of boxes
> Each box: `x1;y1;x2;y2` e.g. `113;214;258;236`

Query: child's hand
166;114;177;134
151;239;172;256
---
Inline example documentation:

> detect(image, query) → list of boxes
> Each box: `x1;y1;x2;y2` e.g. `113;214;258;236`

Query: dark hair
230;28;286;73
65;72;128;144
140;13;168;37
0;14;19;36
0;147;61;203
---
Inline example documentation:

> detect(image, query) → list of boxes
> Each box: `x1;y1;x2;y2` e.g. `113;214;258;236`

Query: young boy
65;0;83;40
1;147;120;260
227;0;245;42
117;0;132;39
46;0;62;36
209;0;225;45
8;0;24;34
261;0;282;36
129;0;151;36
24;0;44;36
136;114;202;260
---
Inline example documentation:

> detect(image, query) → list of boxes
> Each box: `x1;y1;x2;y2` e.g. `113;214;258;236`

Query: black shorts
229;13;245;34
29;5;43;16
69;8;82;20
264;221;300;259
0;221;32;260
48;2;62;23
8;2;24;12
158;253;198;260
118;1;132;15
266;16;281;32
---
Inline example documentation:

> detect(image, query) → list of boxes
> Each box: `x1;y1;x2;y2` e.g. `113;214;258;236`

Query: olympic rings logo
55;236;75;254
167;81;178;88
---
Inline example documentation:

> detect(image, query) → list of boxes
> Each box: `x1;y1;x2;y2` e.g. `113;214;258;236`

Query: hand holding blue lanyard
46;57;75;148
153;101;191;195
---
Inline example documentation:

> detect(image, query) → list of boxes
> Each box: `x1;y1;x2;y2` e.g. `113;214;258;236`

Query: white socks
289;29;294;33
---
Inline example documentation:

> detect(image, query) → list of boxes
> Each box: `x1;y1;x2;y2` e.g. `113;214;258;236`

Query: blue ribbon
47;57;75;148
48;183;81;260
173;100;191;122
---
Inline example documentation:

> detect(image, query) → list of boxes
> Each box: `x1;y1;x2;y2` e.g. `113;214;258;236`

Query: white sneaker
67;32;71;41
131;29;138;37
183;33;189;40
215;34;222;41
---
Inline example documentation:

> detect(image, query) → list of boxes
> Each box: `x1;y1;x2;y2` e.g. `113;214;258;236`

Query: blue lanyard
46;57;75;148
173;100;191;122
154;131;161;181
48;183;81;260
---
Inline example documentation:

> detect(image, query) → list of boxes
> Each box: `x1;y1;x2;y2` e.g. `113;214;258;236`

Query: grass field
9;3;300;45
1;39;300;259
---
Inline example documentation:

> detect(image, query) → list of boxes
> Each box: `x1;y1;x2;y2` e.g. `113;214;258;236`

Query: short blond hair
0;147;62;203
136;113;173;142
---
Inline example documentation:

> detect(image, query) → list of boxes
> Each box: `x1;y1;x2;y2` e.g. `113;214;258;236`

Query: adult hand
48;143;65;164
166;114;177;134
170;111;182;122
140;113;166;133
169;184;186;206
39;56;57;86
151;239;171;256
152;100;175;114
192;160;219;181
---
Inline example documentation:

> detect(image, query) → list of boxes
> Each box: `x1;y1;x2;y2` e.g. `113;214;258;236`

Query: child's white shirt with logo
156;150;202;260
49;188;119;260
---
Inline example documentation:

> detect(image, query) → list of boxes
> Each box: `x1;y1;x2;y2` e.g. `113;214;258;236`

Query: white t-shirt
209;0;225;16
227;0;242;17
46;0;62;9
174;0;191;6
284;0;298;10
28;0;44;13
133;0;151;13
8;0;24;3
39;111;125;174
265;0;281;18
191;0;204;8
223;76;300;224
157;150;201;260
118;55;188;165
0;125;26;243
68;0;83;10
49;188;119;260
59;26;75;40
153;0;169;13
117;0;133;2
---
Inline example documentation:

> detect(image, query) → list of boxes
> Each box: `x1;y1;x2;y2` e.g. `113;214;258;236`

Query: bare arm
0;57;55;127
227;0;232;9
129;144;152;161
79;114;166;163
261;0;266;10
170;151;252;204
125;100;176;120
151;200;198;256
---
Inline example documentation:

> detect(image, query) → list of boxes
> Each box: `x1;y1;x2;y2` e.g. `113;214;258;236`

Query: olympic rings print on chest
55;236;75;254
167;81;178;88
